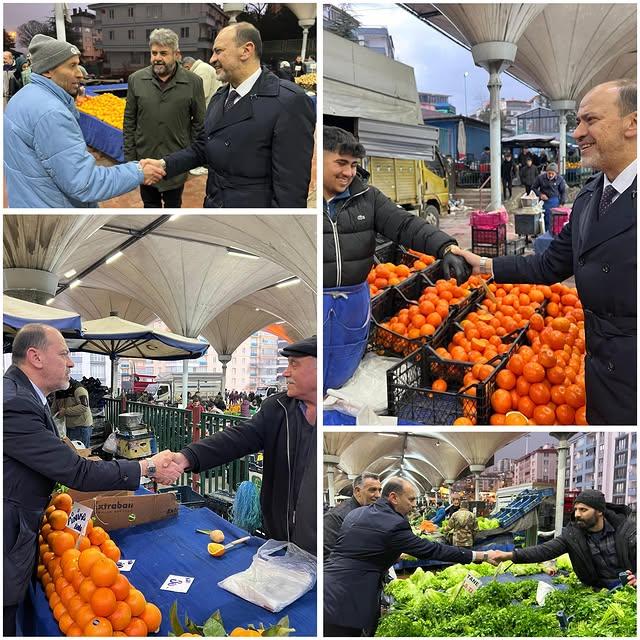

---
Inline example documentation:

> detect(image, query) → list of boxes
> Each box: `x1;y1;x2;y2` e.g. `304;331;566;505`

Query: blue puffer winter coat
3;73;142;208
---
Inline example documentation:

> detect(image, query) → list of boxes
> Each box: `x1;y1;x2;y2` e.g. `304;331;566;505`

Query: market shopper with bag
489;490;637;589
451;80;637;425
51;378;93;448
324;477;503;637
155;336;317;555
3;35;166;208
323;126;472;392
3;324;177;636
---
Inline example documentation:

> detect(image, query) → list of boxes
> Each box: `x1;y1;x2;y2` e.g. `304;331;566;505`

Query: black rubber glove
442;250;472;285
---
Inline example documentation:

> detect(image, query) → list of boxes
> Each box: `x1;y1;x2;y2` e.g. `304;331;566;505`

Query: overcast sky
494;432;562;463
350;2;536;115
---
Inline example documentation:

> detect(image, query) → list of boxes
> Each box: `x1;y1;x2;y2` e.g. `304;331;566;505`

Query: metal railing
104;398;251;496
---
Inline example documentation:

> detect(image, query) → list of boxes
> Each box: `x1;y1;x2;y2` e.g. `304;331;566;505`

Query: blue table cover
21;503;316;636
79;112;125;162
323;409;419;426
85;83;128;97
534;231;554;255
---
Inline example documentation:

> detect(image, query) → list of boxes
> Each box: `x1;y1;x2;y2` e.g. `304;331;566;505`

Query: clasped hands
142;449;189;484
139;158;166;185
475;550;512;566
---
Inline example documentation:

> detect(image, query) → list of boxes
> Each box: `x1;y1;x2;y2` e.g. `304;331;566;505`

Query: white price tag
536;580;556;606
67;503;93;536
161;575;194;593
117;560;135;572
461;573;482;594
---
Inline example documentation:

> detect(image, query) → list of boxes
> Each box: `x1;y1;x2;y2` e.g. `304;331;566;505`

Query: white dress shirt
603;159;637;204
227;66;263;106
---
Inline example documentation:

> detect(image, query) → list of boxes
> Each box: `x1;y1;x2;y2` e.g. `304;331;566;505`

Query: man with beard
124;28;205;208
3;35;165;207
451;80;637;424
145;22;315;208
490;490;637;589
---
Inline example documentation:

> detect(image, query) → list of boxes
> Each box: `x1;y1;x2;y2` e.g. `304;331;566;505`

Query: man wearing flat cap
159;336;317;555
3;34;165;207
490;489;636;589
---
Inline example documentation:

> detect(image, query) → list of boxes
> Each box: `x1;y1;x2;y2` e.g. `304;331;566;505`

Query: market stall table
21;502;316;636
78;112;124;163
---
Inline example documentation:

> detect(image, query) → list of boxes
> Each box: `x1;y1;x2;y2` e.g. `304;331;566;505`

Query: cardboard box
66;489;179;531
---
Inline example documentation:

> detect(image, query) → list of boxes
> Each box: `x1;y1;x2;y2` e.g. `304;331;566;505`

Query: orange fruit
84;616;114;637
53;601;67;622
507;354;524;376
139;603;162;634
53;493;74;514
533;405;556;425
125;589;147;617
77;535;91;552
90;557;118;587
504;411;529;425
89;527;108;547
517;396;536;419
432;378;448;392
124;617;148;636
491;389;512;414
79;577;98;603
49;593;62;610
109;601;133;631
101;541;121;563
556;404;576;425
91;587;117;617
529;382;551;406
60;583;77;606
565;384;585;409
489;413;506;425
575;405;588;425
452;417;474;425
48;510;69;531
74;603;96;630
522;362;545;383
59;612;75;634
66;595;85;619
61;548;81;566
79;548;103;577
496;369;516;390
52;531;75;557
111;574;131;601
67;623;84;636
230;629;262;637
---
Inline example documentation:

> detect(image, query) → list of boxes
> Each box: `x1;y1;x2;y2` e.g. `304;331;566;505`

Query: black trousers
140;184;184;208
324;622;363;637
4;604;17;636
502;177;513;199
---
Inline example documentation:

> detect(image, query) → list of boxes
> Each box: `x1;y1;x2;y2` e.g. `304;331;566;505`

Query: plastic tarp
78;112;125;162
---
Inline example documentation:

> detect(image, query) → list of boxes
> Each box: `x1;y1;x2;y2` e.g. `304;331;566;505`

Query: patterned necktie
224;89;239;113
599;184;617;216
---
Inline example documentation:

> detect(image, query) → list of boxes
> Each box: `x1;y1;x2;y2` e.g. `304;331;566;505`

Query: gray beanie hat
547;162;559;173
29;34;80;74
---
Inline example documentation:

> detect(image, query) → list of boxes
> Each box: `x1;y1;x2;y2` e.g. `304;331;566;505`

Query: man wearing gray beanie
487;489;636;589
3;34;166;208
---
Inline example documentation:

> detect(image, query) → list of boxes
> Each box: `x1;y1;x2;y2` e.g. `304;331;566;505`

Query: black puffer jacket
323;176;456;287
512;504;636;588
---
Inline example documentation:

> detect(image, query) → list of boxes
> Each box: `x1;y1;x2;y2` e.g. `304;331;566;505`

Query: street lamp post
463;71;469;116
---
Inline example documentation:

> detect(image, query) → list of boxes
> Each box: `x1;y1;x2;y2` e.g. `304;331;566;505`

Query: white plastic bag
218;540;316;612
102;432;117;454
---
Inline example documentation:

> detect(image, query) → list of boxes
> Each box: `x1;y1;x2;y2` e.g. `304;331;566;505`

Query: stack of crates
470;209;508;257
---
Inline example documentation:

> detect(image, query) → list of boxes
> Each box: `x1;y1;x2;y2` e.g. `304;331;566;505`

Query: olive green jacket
51;386;93;429
124;65;205;191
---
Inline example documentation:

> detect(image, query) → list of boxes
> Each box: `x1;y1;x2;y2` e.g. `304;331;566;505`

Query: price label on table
161;575;194;593
117;560;135;572
462;573;482;594
67;503;93;537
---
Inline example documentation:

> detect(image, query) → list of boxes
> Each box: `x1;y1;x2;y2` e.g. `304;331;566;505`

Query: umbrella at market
3;294;83;352
67;315;209;393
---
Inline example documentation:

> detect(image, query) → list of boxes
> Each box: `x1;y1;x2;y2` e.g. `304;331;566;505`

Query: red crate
472;224;507;257
470;209;509;228
551;212;570;235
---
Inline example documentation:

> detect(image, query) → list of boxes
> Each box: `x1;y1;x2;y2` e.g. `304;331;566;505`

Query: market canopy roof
69;316;209;361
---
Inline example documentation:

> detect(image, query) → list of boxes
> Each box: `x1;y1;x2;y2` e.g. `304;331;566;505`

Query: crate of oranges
37;492;163;636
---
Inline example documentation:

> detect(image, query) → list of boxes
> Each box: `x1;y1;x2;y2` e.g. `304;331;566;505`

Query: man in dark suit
452;79;637;424
3;324;175;636
323;477;501;637
149;22;315;208
323;472;382;560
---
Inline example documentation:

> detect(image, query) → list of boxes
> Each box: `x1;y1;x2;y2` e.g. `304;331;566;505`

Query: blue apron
543;196;560;232
323;281;370;391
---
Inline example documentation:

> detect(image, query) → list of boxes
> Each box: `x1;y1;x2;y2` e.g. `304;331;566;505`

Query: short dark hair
12;323;52;364
232;22;262;59
382;478;406;498
323;126;366;158
460;500;470;509
613;79;637;116
353;472;379;491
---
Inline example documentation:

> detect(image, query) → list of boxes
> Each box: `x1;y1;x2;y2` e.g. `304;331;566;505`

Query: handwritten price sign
67;503;93;536
160;575;194;593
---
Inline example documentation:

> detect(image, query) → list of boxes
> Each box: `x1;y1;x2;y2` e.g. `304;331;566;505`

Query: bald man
453;80;637;425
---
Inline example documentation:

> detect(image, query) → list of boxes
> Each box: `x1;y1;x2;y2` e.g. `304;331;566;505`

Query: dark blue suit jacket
494;173;636;424
3;365;141;607
324;498;473;631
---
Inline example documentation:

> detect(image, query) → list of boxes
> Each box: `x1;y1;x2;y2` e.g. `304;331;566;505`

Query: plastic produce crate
472;224;507;257
551;211;570;236
205;491;235;520
373;241;440;278
507;238;526;256
158;485;206;509
386;321;527;425
470;209;509;228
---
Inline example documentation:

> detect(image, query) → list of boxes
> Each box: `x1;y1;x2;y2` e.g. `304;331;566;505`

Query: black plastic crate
386;321;527;425
472;224;507;257
158;485;206;508
507;238;526;256
205;491;235;520
374;241;436;270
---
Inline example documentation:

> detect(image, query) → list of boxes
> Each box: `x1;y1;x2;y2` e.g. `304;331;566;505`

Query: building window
109;31;115;41
180;27;190;38
128;30;135;40
147;5;162;18
181;4;191;16
108;8;115;19
128;7;134;18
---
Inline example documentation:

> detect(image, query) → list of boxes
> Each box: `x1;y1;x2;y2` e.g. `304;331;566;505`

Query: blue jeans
323;282;370;391
67;426;92;448
542;196;560;233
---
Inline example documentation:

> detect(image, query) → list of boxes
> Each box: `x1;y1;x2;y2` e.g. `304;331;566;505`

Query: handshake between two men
139;158;168;186
139;449;191;484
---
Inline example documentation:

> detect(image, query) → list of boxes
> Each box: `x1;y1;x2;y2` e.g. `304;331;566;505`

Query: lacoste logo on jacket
357;215;365;220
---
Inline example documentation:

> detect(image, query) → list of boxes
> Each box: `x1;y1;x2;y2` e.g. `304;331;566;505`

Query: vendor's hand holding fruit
139;158;166;186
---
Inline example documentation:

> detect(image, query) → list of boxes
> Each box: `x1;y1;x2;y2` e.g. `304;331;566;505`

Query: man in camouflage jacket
444;500;479;548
